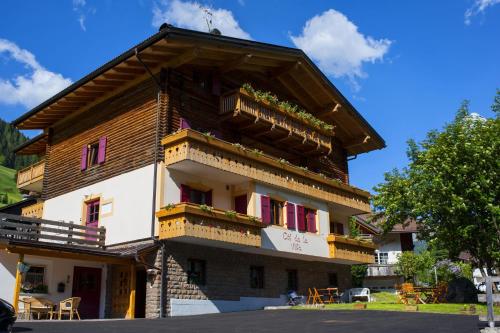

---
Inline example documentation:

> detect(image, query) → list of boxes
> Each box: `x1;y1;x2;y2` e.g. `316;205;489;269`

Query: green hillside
0;165;22;208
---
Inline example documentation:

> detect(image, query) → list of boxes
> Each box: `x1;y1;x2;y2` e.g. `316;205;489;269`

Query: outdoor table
29;297;56;320
413;287;437;304
317;288;339;304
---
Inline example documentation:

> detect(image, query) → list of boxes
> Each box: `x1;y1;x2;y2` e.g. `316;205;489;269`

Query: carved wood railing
0;213;106;248
162;129;371;213
20;202;44;218
156;203;264;247
17;160;45;189
220;89;333;154
327;234;377;264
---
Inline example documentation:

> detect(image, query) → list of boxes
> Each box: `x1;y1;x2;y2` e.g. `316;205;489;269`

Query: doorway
135;269;147;318
72;266;102;319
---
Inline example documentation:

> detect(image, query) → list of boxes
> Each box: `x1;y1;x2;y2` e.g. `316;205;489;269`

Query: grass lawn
0;165;22;208
296;292;499;316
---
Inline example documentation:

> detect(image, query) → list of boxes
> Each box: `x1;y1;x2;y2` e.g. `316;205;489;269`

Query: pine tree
0;118;39;170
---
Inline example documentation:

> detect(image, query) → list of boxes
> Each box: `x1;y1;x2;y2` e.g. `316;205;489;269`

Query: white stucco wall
0;252;107;318
43;164;155;245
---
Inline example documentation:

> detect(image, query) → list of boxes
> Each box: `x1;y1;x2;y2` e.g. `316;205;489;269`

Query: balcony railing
0;213;106;248
366;264;398;277
220;89;333;155
327;234;377;264
17;160;45;192
161;129;371;213
21;202;44;218
156;203;264;247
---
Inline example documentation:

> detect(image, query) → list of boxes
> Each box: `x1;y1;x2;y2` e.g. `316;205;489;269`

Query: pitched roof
354;213;418;235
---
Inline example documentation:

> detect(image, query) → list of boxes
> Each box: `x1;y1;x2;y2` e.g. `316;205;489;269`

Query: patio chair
58;297;81;320
398;283;422;304
17;298;32;320
348;288;371;303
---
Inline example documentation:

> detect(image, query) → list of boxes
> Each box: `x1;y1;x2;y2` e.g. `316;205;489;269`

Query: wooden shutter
179;117;191;130
80;145;88;171
261;195;271;225
307;210;317;233
296;205;305;231
180;184;191;203
205;190;213;206
97;136;107;164
336;223;344;235
286;203;296;230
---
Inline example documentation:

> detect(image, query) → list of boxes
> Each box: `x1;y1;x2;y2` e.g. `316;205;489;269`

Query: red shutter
180;117;191;130
286;203;296;230
307;210;317;233
80;145;88;171
261;195;271;225
97;136;107;164
180;184;191;203
234;195;247;214
296;205;305;231
205;190;213;206
336;223;344;235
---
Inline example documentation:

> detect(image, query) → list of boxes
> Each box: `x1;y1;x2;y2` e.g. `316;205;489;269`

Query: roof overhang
12;26;385;155
14;133;48;155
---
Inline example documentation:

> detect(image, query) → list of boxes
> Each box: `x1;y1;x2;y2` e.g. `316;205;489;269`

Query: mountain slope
0;118;38;170
0;165;22;208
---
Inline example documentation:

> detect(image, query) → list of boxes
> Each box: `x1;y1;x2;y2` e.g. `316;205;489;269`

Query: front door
72;266;102;319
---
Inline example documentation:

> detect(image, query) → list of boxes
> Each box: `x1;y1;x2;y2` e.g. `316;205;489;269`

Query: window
22;266;46;293
298;207;317;233
181;185;212;206
87;142;99;167
287;269;298;291
187;259;206;285
270;199;283;226
86;199;100;227
375;252;389;264
250;266;264;289
328;272;338;287
80;136;107;171
234;195;247;214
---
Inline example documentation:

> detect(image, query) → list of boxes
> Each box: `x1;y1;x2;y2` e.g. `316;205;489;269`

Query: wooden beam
73;91;104;97
102;73;135;81
150;45;182;54
344;135;371;149
127;264;136;319
269;61;301;80
164;47;200;69
113;66;146;75
317;103;342;117
56;101;87;107
81;85;115;92
63;96;95;102
219;54;252;74
92;79;126;87
124;59;158;68
12;253;23;314
5;246;131;264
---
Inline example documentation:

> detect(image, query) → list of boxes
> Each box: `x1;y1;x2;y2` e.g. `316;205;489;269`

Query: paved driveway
12;310;482;333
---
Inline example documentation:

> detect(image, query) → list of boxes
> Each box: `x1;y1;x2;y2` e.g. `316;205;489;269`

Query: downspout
135;48;167;318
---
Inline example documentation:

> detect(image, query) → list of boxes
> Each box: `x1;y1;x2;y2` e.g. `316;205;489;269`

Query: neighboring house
0;25;385;318
354;216;419;291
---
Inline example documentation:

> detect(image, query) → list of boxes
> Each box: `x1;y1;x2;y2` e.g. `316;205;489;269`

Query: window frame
22;265;47;293
269;199;284;226
375;252;389;264
250;265;265;289
86;142;100;168
187;258;206;286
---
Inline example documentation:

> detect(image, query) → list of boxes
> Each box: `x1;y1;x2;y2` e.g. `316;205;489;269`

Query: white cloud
0;39;72;109
73;0;96;31
290;9;391;90
465;0;500;25
152;0;251;39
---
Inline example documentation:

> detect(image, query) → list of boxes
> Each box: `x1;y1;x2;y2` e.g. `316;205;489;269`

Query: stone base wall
162;241;352;316
145;248;164;318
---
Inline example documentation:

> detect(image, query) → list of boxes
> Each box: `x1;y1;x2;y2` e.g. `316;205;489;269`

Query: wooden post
127;264;136;319
12;253;24;314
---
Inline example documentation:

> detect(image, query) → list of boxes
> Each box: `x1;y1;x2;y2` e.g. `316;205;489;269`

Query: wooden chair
398;283;422;304
306;288;324;305
431;283;447;304
17;298;32;320
58;297;81;320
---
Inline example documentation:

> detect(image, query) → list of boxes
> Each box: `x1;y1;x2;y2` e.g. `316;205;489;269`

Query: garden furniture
58;297;81;320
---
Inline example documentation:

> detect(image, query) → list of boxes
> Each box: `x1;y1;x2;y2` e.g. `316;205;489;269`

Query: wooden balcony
327;234;377;264
162;129;371;214
0;213;106;248
17;160;45;192
21;202;44;218
220;89;333;155
156;203;264;247
366;264;398;277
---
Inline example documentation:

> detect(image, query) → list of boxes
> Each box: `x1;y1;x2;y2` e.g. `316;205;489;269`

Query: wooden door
85;199;99;240
111;266;131;318
72;266;102;319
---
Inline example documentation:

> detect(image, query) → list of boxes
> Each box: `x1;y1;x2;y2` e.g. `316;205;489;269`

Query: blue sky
0;0;498;193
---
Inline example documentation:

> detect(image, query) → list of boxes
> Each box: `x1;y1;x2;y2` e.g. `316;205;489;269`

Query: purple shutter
307;210;317;233
336;223;344;235
261;195;271;225
97;136;107;164
80;145;88;171
205;190;213;206
234;195;247;214
180;184;191;203
297;205;306;232
180;117;191;130
286;203;296;230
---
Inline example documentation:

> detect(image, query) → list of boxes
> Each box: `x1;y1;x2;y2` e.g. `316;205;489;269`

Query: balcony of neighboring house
327;234;377;264
16;160;45;193
366;264;398;277
20;201;44;219
0;213;106;249
156;202;264;248
219;88;333;156
161;129;371;214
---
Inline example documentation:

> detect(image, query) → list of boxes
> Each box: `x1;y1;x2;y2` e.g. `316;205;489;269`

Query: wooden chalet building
0;24;385;318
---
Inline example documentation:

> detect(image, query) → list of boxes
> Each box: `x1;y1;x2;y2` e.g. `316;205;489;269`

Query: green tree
373;92;500;273
351;264;368;287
